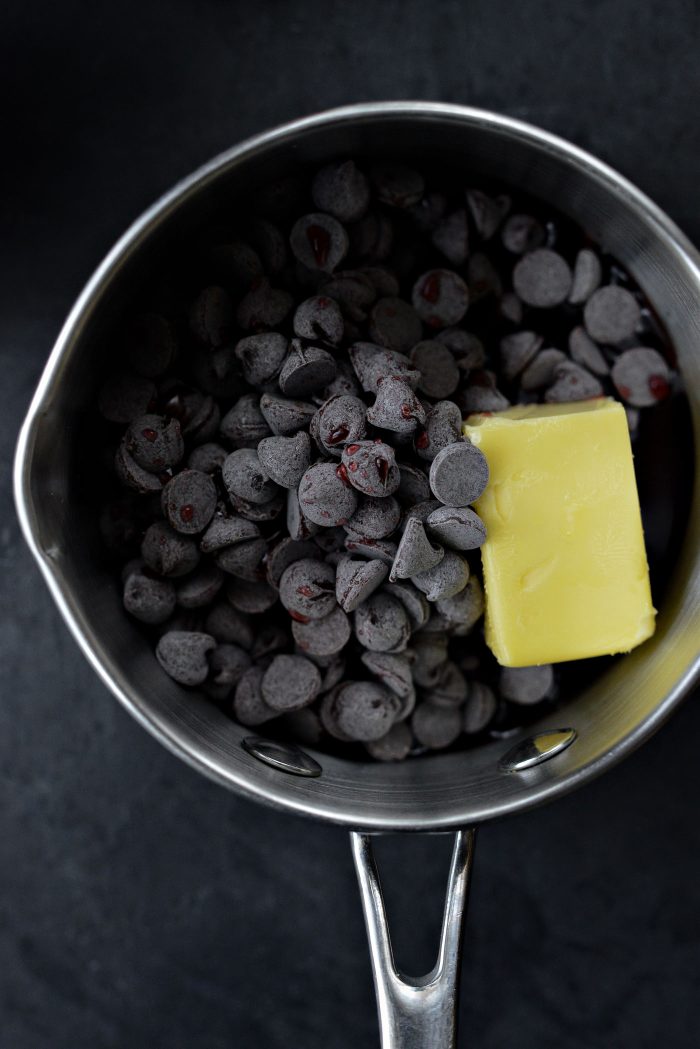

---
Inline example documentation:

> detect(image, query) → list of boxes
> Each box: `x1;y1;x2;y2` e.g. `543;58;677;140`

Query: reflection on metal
242;736;322;778
500;728;577;773
351;829;476;1049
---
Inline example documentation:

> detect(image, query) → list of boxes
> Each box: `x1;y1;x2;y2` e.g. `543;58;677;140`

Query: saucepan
14;103;700;1047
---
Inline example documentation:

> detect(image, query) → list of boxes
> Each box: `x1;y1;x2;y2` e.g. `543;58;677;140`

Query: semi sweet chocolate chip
290;212;349;273
279;558;337;621
262;654;322;712
411;270;470;328
298;462;359;526
611;347;671;407
427;505;486;550
222;448;280;506
584;285;641;344
429;441;489;507
161;470;217;535
258;431;312;488
156;631;216;686
341;440;400;497
499;665;553;705
512;249;572;308
354;591;411;652
335;555;388;612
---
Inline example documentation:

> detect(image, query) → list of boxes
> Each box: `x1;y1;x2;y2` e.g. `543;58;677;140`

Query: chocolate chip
114;440;161;496
427;506;486;551
435;576;484;633
361;651;415;713
411;701;461;749
335;555;389;612
348;342;420;394
456;371;510;414
345;495;401;539
208;643;251;689
371;163;425;208
205;603;254;648
290;212;349;273
258;431;312;489
584;285;641;344
429;441;489;507
412;550;470;602
415;401;463;462
396;463;431;504
368;297;423;353
462;681;497;734
569;326;610;376
123;567;176;624
312;160;370;223
428;661;468;706
292;604;352;658
221;394;271;448
383;581;430;630
568;249;602;305
499;664;554;705
233;667;277;725
286;487;320;541
365;722;413;761
344;536;398;565
520;348;567;391
189;286;233;346
341;440;400;497
466;189;509;240
176;563;225;608
411;270;470;328
279;341;337;397
298;462;359;526
512;249;572;308
367;377;426;434
544;361;604;403
234;332;288;386
293;295;345;345
187;442;227;474
315;394;368;456
409;341;460;398
141;522;200;578
499;331;542;381
161;470;217;535
156;631;216;686
259;393;316;436
236;278;294;331
333;681;399;741
222;448;280;506
261;654;322;712
354;591;411;653
279;557;337;620
431;209;469;265
226;577;277;614
611;347;671;407
390;518;443;581
501;213;545;255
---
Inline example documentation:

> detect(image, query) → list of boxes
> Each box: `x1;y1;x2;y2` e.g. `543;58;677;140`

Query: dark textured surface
3;2;700;1046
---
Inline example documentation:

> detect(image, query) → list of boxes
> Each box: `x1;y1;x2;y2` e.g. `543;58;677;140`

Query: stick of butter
463;397;656;667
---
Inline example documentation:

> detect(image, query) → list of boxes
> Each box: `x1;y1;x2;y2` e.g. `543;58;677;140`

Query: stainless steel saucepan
14;103;700;1048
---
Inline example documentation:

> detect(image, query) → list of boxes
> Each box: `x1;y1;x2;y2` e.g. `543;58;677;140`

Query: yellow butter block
463;398;656;667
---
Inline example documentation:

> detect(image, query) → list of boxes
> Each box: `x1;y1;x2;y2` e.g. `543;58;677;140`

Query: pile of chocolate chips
98;158;675;762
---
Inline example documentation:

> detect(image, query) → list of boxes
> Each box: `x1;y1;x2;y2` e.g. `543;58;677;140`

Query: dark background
3;2;700;1046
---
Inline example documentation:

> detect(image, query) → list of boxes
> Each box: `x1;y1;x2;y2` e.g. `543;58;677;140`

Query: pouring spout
350;829;476;1049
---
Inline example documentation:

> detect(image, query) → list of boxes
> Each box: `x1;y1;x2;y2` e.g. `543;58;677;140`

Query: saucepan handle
350;829;476;1049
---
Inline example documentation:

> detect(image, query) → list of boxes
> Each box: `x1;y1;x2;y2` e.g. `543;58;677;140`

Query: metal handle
350;829;476;1049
